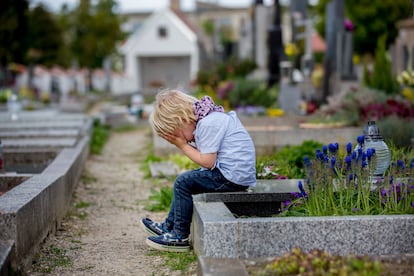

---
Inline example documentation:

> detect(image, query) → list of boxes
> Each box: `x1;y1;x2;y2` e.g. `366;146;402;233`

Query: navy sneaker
140;218;169;236
146;232;190;253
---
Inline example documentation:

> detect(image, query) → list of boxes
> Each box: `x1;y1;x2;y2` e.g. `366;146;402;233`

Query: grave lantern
356;121;391;177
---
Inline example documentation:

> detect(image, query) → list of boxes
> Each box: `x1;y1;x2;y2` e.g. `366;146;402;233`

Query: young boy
142;89;256;252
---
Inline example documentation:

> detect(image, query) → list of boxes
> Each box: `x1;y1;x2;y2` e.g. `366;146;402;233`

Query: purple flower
357;135;365;145
352;208;359;212
344;19;354;32
410;158;414;169
366;148;374;160
411;202;414;208
346;142;352;155
331;156;336;168
291;192;300;199
345;156;352;169
322;145;327;155
352;151;357;160
298;180;308;198
328;143;338;154
397;160;405;170
394;184;401;194
317;151;324;161
361;152;367;162
304;156;311;168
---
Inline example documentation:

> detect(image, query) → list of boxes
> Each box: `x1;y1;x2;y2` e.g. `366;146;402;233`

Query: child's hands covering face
161;132;187;148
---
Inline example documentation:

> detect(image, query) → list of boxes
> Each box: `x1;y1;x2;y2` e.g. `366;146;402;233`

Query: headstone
290;0;308;42
252;3;270;80
149;161;179;177
278;82;302;114
322;0;345;100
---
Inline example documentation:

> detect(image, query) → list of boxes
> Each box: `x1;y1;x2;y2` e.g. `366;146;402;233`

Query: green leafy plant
257;248;382;276
141;154;163;178
281;139;414;217
367;35;399;94
145;186;173;212
377;116;414;149
147;250;197;273
33;245;72;273
167;154;198;171
90;119;111;155
228;78;279;108
257;140;323;179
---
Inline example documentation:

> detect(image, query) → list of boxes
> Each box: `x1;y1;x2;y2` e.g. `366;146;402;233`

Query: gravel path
27;126;197;275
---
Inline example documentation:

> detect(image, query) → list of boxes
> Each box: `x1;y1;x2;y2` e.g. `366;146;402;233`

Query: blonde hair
149;89;197;136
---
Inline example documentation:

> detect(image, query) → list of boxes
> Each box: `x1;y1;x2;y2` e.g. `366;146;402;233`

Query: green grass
33;245;73;273
90;119;111;155
147;250;197;273
144;186;173;212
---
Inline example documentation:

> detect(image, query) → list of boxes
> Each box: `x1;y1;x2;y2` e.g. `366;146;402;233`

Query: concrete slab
2;138;77;149
0;240;14;276
192;180;414;259
0;129;79;139
197;256;248;276
0;136;90;270
0;109;92;272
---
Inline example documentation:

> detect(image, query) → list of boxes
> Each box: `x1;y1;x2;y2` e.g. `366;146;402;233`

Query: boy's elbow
200;153;216;169
204;162;215;169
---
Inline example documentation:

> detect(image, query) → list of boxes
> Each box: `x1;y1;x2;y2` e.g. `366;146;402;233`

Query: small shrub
167;154;198;171
228;78;279;108
90;119;111;155
145;186;173;212
259;248;382;276
141;154;163;178
257;140;323;179
377;116;414;149
33;245;72;273
147;250;197;273
367;35;399;94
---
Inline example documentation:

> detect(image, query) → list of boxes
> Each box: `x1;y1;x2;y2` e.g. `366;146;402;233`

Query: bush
367;35;399;94
257;140;323;179
90;119;111;155
377;116;414;149
228;78;279;108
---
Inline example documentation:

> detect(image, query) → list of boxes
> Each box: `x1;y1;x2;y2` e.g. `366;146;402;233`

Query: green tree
312;0;412;56
26;5;66;67
0;0;29;66
70;0;125;69
368;35;398;94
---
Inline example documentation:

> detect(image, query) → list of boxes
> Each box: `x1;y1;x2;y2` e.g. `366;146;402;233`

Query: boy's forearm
179;144;216;169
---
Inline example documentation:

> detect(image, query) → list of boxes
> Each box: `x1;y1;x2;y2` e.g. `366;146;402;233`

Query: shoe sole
146;238;190;253
140;219;160;236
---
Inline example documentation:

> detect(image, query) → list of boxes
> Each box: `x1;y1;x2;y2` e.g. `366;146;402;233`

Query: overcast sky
31;0;277;13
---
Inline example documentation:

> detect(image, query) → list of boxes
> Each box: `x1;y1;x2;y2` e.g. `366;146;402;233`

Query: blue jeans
164;168;247;237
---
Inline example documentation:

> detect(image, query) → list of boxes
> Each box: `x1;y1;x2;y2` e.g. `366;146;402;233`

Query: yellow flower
267;108;284;117
397;70;414;87
402;87;414;101
285;43;297;57
352;54;360;65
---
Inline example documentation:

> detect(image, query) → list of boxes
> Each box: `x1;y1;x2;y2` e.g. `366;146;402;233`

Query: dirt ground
27;126;197;275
